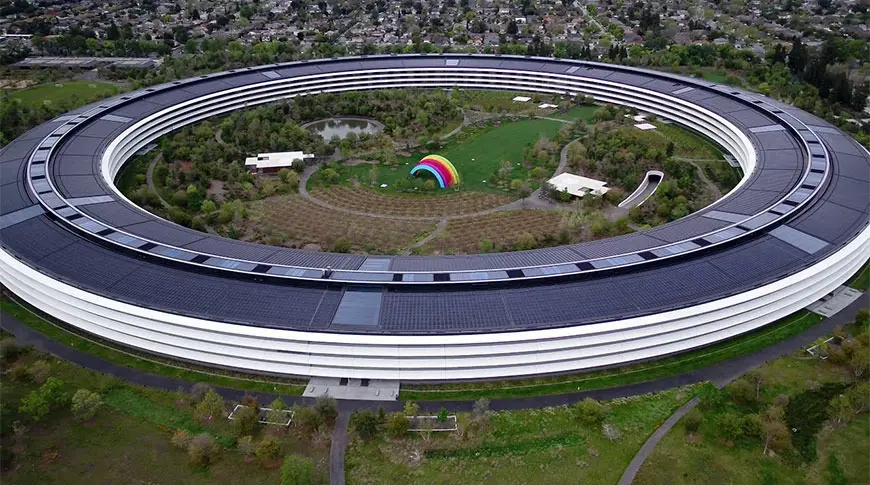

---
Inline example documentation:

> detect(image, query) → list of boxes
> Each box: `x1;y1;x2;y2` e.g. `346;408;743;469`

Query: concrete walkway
618;397;701;485
330;411;350;485
145;154;171;209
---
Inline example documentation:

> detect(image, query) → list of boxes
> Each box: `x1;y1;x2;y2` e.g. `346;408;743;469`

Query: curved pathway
145;154;171;209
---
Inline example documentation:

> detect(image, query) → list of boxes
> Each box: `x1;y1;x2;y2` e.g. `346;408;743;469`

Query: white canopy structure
244;151;313;172
547;173;610;198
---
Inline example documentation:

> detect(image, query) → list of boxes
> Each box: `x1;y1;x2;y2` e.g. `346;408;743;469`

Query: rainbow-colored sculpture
409;155;460;188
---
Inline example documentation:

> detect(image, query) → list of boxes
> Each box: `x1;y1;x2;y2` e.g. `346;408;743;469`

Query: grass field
316;118;565;194
4;80;121;108
847;261;870;291
634;355;864;485
1;347;327;485
346;387;696;485
652;122;725;160
550;105;600;122
399;310;824;401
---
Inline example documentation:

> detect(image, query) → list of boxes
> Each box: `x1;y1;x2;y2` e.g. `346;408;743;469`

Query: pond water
306;118;382;140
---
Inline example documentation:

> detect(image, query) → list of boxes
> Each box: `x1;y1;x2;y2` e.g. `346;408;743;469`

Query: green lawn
317;117;565;193
634;356;864;485
4;80;121;109
701;71;730;84
652;122;725;160
399;310;823;401
346;387;696;485
0;298;306;396
550;105;600;122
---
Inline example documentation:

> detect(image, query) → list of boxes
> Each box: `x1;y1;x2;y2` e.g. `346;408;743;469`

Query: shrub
232;404;260;436
171;429;192;449
404;400;420;417
683;408;702;433
331;237;352;253
267;398;289;426
386;413;409;438
292;405;323;435
256;435;282;464
70;389;102;421
19;377;66;422
718;412;745;441
0;339;24;364
728;379;756;403
742;413;764;439
281;455;313;485
350;410;380;440
187;433;221;467
26;360;51;384
575;398;609;426
237;435;256;457
437;407;449;423
190;382;211;403
194;390;225;423
313;396;338;424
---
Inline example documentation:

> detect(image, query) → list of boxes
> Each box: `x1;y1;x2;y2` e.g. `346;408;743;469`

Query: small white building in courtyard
547;173;610;198
245;151;314;174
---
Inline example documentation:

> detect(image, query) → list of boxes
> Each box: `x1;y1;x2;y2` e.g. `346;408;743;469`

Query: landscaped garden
635;309;870;485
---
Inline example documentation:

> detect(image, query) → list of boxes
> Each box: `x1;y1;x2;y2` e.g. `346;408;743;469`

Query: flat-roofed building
546;172;610;198
244;151;314;174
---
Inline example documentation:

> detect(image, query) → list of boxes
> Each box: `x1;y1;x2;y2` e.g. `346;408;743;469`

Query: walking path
145;154;171;209
401;217;447;254
618;397;701;485
330;411;350;485
1;294;866;485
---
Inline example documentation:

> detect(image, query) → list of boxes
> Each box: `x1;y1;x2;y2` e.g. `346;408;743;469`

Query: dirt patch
309;186;512;218
0;79;36;90
176;161;193;174
206;180;226;202
344;159;380;167
302;243;322;251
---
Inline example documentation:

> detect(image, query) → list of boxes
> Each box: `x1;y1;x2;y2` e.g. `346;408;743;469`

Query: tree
507;20;518;36
232;404;260;436
187;433;221;467
574;397;609;426
256;435;283;464
386;412;409;438
350;410;380;439
787;37;808;76
281;455;313;485
200;199;217;214
746;371;764;401
760;406;790;455
19;377;67;422
194;389;225;423
718;412;745;441
237;435;256;457
728;378;756;403
313;395;338;424
71;389;102;421
404;400;420;418
267;398;288;426
437;407;449;423
684;408;702;433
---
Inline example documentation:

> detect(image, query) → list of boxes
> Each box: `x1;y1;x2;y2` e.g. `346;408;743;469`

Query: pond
305;117;383;140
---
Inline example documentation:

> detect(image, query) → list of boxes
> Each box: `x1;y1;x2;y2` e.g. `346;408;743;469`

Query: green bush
0;339;24;364
171;429;192;449
437;407;449;423
350;410;380;440
331;237;352;253
19;377;67;422
194;389;225;423
71;389;103;420
386;413;409;438
717;412;745;441
683;408;702;433
313;396;338;424
574;397;609;426
237;435;256;457
187;433;221;467
292;405;323;435
281;455;313;485
256;435;282;464
232;404;260;437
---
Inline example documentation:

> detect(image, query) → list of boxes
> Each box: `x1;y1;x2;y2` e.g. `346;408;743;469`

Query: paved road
330;411;350;485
